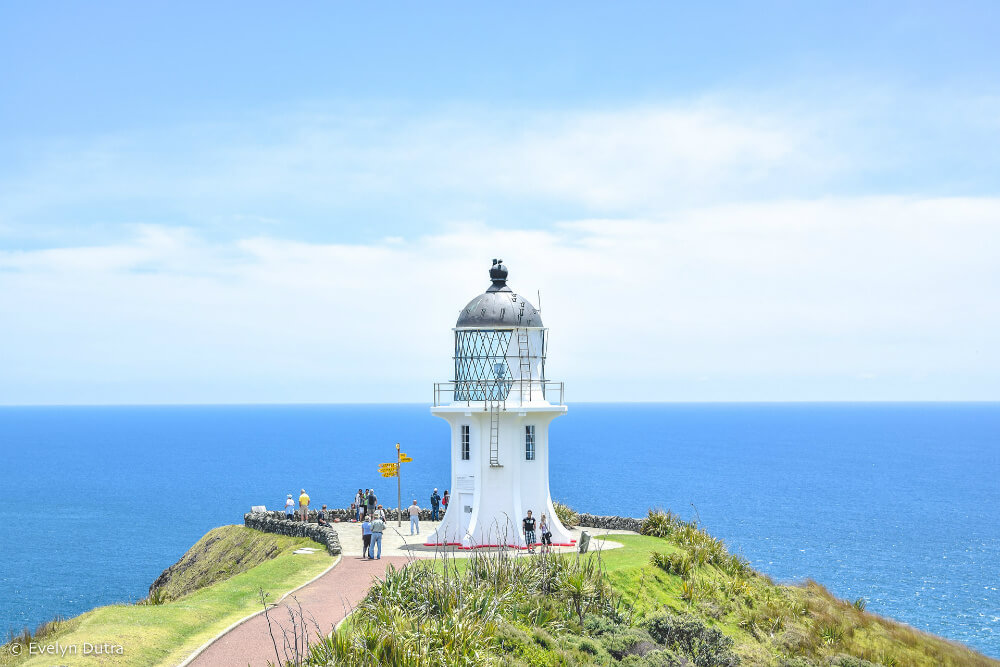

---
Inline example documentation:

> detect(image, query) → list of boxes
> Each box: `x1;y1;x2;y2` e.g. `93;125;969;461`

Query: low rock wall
575;513;645;533
260;507;437;522
244;513;343;555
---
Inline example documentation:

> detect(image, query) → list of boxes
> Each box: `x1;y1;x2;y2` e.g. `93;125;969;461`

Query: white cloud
1;196;998;403
0;102;833;232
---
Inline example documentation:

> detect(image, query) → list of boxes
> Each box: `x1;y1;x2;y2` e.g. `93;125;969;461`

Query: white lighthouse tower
426;260;574;549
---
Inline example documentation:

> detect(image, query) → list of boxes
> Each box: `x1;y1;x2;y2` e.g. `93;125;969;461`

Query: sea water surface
1;403;998;657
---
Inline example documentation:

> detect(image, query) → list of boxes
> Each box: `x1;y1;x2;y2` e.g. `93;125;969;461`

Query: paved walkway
186;554;411;667
334;519;628;557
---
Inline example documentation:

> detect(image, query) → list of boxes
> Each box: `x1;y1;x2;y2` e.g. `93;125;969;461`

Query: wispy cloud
0;100;843;241
2;196;998;403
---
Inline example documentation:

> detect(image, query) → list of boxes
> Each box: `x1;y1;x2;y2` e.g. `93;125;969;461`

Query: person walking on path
299;489;310;521
354;489;365;521
430;488;441;521
284;494;295;517
539;514;552;554
408;500;422;535
523;510;537;554
370;515;385;559
361;516;372;559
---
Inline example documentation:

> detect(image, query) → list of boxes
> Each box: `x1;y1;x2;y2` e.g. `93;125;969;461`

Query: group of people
349;488;451;524
522;510;553;554
284;489;335;525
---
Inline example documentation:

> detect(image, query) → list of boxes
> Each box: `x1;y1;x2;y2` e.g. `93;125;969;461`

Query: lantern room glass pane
454;330;513;401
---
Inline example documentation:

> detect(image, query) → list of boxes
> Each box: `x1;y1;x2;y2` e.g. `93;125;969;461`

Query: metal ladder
488;400;502;467
517;330;532;402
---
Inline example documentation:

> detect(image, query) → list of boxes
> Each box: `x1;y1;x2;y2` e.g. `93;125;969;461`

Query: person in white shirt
284;494;294;517
354;489;364;521
408;500;422;535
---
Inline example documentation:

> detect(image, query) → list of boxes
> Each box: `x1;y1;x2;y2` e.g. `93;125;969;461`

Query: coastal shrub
139;587;169;605
819;624;846;646
640;509;681;538
583;613;617;637
641;610;739;667
576;637;601;655
619;649;685;667
777;627;812;655
851;597;867;612
601;627;659;659
679;579;698;604
553;501;579;528
827;655;881;667
650;551;693;577
719;553;755;579
780;658;819;667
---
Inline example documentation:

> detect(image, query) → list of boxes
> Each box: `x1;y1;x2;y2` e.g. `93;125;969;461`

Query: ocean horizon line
1;399;997;408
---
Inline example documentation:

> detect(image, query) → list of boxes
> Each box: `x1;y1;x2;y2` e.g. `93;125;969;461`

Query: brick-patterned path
186;555;412;667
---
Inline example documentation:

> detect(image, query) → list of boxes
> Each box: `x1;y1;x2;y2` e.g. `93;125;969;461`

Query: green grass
1;526;334;667
152;525;295;600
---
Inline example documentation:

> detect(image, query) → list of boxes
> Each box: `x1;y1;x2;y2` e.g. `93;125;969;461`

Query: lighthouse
426;260;574;549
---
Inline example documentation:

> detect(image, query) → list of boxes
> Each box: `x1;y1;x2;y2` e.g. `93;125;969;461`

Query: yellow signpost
377;445;415;525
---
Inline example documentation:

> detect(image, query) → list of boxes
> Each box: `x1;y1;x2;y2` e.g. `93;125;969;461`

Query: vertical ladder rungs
489;400;502;467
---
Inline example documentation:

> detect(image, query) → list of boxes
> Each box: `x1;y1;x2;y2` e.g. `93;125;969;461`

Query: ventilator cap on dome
456;259;543;328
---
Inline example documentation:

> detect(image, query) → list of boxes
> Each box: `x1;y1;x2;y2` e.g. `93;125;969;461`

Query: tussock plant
302;544;619;666
553;501;580;529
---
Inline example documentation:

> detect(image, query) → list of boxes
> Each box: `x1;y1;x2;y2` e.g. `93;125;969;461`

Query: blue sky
1;2;998;403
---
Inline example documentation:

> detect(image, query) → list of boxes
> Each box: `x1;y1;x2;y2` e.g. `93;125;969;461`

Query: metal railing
433;380;565;408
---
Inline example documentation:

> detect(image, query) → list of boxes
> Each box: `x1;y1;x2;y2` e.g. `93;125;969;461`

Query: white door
460;493;473;538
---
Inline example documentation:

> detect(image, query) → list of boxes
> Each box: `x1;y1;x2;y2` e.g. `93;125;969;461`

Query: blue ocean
1;403;998;657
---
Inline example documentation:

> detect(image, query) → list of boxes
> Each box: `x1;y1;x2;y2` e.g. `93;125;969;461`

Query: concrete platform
328;519;634;558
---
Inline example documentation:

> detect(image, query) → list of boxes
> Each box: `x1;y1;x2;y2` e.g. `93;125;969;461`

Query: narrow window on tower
525;425;536;460
461;425;470;460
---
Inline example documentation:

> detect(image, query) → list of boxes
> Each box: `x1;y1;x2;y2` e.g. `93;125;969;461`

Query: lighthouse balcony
433;379;565;409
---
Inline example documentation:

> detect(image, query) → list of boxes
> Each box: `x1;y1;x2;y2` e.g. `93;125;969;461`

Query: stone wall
574;513;645;533
260;507;436;522
243;512;343;555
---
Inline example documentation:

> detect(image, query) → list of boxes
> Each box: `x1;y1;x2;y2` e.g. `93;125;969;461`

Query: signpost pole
395;443;402;527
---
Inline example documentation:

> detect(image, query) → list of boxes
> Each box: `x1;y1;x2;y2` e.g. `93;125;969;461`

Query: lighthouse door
460;493;473;538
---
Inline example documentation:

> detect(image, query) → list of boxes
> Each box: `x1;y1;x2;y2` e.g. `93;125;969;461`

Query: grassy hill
1;526;333;667
301;510;996;667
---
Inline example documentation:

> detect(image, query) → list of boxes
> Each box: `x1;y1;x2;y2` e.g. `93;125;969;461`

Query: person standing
318;505;330;526
361;515;372;559
370;514;385;559
539;513;552;554
522;510;536;554
408;500;421;535
442;490;449;513
299;489;310;521
284;494;295;517
367;489;377;517
430;488;441;521
355;489;365;521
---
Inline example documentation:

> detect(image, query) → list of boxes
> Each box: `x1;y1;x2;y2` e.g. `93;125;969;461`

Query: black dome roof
455;260;543;328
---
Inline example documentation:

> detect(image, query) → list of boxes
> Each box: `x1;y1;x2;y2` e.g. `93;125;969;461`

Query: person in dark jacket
430;488;441;521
